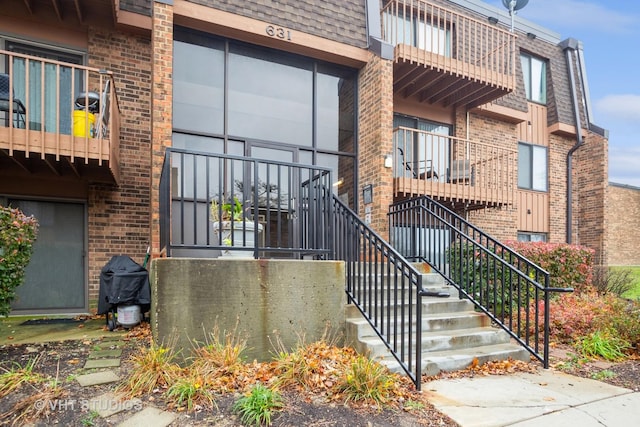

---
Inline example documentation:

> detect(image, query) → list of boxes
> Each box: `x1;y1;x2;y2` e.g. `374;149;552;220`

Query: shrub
592;266;634;297
506;241;594;293
0;206;38;316
447;242;519;315
601;298;640;348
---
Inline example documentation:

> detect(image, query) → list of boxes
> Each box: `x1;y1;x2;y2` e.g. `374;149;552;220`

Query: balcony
393;127;516;208
0;49;120;185
382;0;516;109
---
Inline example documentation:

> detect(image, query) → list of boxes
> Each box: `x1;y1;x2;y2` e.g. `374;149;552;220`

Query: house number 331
266;25;292;41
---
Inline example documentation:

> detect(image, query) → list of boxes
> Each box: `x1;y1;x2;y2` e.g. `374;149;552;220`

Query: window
521;53;547;104
383;11;451;56
172;28;358;208
517;232;547;242
518;142;547;191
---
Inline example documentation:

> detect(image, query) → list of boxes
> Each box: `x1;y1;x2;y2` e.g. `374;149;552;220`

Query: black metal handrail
332;196;430;389
159;148;334;259
389;195;573;368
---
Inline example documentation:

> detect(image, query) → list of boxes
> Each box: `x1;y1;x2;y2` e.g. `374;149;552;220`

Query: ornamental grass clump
232;384;283;427
337;355;399;406
575;329;630;362
165;373;214;411
117;339;182;397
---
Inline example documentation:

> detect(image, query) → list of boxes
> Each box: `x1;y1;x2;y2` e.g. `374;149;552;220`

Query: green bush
447;241;517;315
0;206;38;316
506;241;594;293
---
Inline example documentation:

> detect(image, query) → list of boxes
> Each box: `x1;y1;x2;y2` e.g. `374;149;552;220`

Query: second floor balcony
0;49;120;185
383;0;516;109
393;127;516;208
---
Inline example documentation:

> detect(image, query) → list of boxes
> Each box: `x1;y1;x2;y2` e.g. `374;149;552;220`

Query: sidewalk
423;368;640;426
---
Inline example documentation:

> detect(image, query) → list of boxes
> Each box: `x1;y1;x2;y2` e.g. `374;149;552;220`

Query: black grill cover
97;255;151;315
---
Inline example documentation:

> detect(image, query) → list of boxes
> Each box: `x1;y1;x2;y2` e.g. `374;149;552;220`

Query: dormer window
521;53;547;104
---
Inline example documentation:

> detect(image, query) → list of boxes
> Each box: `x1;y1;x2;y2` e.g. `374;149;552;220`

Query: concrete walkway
423;369;640;426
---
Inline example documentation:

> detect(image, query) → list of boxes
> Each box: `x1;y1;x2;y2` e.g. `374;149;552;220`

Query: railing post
543;273;550;368
415;273;423;391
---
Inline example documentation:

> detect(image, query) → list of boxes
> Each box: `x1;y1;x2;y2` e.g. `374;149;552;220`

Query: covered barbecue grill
97;255;151;330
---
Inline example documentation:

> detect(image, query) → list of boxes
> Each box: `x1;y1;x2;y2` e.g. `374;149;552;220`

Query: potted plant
210;196;263;258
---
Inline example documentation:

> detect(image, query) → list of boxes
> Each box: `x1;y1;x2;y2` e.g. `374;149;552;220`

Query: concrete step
350;271;446;286
356;327;512;359
346;310;491;341
345;297;474;319
378;342;531;377
346;262;532;377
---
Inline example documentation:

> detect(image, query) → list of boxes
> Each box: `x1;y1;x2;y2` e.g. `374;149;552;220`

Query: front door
8;199;86;313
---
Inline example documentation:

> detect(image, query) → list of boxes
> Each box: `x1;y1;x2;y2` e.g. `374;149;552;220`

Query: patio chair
0;73;26;128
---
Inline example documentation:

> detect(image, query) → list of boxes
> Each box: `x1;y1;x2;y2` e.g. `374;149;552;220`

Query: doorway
8;199;86;314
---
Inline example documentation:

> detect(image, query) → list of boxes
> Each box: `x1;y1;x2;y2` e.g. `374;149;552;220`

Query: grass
233;384;283;427
338;355;399;405
116;339;181;397
166;373;214;411
574;330;630;361
0;356;45;398
591;370;617;381
611;266;640;300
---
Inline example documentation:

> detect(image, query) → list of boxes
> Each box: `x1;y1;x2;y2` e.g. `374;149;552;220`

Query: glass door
8;199;86;313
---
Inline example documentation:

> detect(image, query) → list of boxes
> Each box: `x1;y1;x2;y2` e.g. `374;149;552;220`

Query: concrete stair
345;269;530;376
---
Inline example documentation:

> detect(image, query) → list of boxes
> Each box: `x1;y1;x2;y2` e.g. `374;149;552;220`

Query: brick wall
607;183;640;266
575;132;608;265
547;133;571;243
86;29;152;306
150;1;175;260
187;0;367;48
357;53;394;240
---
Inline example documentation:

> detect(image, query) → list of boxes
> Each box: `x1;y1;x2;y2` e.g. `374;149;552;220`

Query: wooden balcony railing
393;127;516;207
382;0;516;108
0;49;120;184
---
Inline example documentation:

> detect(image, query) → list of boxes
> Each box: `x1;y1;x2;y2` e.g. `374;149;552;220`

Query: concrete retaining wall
150;258;346;361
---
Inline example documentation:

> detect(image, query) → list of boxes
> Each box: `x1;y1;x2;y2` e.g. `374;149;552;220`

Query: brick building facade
607;183;640;266
0;0;608;314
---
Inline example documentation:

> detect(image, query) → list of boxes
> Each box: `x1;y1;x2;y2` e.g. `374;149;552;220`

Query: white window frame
521;53;547;104
518;142;548;192
517;232;547;242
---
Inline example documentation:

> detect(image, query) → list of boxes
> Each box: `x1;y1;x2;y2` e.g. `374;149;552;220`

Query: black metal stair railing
332;196;446;390
389;195;573;368
159;148;334;259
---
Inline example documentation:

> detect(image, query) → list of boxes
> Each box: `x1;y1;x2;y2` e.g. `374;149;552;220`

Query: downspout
560;38;584;244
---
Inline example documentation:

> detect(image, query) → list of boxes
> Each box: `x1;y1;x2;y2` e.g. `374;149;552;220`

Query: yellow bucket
72;110;95;137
